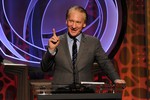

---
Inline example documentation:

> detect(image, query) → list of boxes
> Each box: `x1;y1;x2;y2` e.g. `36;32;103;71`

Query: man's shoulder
59;34;66;39
83;34;99;41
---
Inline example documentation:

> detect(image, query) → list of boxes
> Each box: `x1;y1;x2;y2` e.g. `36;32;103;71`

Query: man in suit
41;6;125;86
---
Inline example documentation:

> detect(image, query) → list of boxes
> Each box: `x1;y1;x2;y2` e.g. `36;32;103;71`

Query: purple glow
0;0;124;67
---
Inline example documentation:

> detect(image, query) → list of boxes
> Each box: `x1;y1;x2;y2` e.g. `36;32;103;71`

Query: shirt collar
67;32;82;42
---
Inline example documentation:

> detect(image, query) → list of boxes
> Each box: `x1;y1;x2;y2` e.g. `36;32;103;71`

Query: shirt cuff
48;49;56;56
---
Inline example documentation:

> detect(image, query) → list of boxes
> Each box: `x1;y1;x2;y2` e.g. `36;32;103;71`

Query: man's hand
48;28;60;51
114;79;126;89
114;79;126;84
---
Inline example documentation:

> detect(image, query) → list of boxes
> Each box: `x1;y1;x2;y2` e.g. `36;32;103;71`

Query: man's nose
72;22;76;28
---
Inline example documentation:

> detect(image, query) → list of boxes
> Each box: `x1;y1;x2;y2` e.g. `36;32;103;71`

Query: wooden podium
30;80;124;100
37;93;122;100
2;63;29;100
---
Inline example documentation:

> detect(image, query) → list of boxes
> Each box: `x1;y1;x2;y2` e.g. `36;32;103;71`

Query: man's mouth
71;28;77;31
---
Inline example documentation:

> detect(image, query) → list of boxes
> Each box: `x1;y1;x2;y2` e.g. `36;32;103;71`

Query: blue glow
101;0;119;53
23;0;38;39
0;0;123;67
2;0;45;50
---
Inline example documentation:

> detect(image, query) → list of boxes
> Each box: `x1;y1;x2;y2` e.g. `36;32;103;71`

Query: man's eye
69;20;73;22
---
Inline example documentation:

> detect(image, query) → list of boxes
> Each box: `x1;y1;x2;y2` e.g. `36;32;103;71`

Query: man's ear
83;23;86;28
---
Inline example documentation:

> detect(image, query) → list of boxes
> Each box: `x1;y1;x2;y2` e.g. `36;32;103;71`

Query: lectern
30;80;124;100
38;93;122;100
2;62;29;100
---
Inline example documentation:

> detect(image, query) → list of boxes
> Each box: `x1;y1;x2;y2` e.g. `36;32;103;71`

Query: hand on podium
114;79;126;89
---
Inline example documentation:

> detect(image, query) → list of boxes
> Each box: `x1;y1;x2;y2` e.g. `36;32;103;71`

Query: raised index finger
52;28;57;36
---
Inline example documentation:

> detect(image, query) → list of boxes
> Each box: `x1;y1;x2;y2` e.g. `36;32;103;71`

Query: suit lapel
61;34;73;71
76;35;87;68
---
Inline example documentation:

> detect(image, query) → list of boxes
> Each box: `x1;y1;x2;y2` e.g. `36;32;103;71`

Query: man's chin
69;33;78;37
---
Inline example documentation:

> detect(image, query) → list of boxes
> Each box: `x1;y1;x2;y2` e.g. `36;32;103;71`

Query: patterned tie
72;38;77;84
72;38;77;66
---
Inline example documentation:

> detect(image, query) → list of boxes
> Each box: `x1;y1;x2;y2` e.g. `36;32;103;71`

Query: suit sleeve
41;49;56;72
95;39;120;83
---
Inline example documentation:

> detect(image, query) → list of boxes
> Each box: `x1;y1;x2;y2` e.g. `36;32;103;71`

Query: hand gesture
48;28;60;51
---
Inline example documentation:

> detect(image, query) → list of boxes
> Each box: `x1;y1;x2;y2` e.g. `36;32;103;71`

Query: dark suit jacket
41;33;120;84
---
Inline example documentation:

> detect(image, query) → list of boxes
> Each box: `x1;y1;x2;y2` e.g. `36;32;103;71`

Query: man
41;6;125;86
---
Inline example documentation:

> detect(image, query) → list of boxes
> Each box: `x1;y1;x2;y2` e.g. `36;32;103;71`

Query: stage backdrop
114;0;150;100
0;0;126;66
0;0;150;100
147;0;150;99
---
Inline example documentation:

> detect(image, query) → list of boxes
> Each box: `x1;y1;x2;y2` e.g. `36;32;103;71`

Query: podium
30;80;125;100
37;93;122;100
2;63;29;100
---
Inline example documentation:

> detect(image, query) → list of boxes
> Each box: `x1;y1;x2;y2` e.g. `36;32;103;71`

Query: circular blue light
0;0;125;67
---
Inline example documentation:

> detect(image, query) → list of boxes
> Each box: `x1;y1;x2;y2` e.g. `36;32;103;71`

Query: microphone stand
68;65;94;93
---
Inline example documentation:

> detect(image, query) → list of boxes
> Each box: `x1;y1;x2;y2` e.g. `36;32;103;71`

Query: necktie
72;38;77;66
72;38;77;84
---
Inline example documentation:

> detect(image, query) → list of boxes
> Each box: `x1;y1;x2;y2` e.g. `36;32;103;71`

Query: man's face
66;10;86;37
